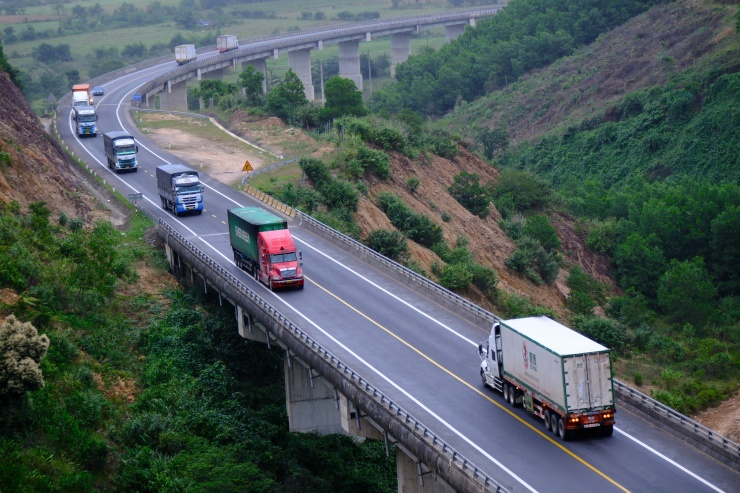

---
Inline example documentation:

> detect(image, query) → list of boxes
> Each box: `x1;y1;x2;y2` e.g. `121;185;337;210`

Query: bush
490;170;552;213
523;215;560;251
366;229;408;262
439;263;473;291
505;236;560;285
449;171;490;218
376;192;443;248
573;316;628;354
406;176;420;192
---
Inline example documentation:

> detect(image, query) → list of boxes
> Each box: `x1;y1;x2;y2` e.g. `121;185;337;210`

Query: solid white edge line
615;428;726;493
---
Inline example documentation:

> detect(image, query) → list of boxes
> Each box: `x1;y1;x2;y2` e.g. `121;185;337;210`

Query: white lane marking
616;428;726;493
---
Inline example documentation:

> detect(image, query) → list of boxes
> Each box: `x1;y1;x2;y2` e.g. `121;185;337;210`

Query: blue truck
156;164;204;216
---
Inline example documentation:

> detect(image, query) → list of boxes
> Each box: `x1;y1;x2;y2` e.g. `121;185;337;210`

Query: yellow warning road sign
243;160;253;171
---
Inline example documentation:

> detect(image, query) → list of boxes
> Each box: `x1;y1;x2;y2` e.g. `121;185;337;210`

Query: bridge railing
158;219;510;493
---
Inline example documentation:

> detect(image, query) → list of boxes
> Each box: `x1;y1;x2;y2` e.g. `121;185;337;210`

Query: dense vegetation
0;203;395;492
369;0;670;116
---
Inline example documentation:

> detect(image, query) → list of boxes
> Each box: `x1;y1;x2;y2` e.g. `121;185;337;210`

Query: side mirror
135;146;139;152
298;250;303;260
200;185;205;193
478;343;484;356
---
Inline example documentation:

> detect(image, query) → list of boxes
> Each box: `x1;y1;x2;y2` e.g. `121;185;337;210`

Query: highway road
57;55;740;493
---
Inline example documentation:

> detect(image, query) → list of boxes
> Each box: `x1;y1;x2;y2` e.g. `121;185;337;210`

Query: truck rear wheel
508;388;516;406
544;410;552;431
557;418;573;441
550;414;559;435
502;383;509;402
601;424;614;437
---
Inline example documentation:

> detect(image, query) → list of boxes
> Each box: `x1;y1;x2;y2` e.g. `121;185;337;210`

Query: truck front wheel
480;369;488;388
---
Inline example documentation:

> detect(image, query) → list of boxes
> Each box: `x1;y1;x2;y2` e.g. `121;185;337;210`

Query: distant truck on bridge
217;35;238;53
174;44;197;65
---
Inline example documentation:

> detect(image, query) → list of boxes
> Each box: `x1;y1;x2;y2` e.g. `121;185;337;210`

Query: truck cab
256;230;304;290
73;105;98;137
103;131;139;172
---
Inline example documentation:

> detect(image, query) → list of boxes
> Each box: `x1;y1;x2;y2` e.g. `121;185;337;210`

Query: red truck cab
256;229;304;290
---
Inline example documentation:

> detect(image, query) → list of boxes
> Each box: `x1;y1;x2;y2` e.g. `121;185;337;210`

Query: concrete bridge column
390;32;412;78
288;48;315;101
159;79;188;111
284;356;344;434
242;58;268;93
445;23;466;42
397;446;455;493
197;68;223;81
338;40;363;91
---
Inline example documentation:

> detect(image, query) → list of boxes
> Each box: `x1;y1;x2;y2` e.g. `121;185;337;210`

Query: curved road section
54;16;739;493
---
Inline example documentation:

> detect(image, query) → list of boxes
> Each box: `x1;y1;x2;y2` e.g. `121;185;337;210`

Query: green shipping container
227;207;287;262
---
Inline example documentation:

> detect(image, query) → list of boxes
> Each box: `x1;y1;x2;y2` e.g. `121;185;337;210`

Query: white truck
156;164;204;216
175;44;197;65
478;316;616;440
73;105;98;137
217;35;238;53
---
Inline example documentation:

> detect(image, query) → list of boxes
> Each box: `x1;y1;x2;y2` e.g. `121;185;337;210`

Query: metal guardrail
613;380;740;468
158;219;510;493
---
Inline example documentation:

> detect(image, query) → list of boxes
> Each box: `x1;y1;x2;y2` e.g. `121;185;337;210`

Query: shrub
0;315;50;401
356;145;390;179
366;229;409;262
505;236;560;285
449;171;490;219
573;316;628;354
470;264;498;295
406;176;420;192
376;192;443;248
439;263;472;291
489;170;552;213
523;215;560;251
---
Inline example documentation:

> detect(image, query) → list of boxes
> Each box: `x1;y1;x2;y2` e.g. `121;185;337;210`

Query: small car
92;86;104;96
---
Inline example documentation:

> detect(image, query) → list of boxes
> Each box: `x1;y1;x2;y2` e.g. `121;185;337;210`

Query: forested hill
368;0;740;420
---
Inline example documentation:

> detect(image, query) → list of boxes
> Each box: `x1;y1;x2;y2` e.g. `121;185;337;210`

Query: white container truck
217;35;238;53
175;44;197;65
478;316;616;440
156;164;204;216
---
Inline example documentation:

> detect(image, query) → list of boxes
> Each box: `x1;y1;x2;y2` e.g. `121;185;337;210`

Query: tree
322;76;367;122
711;206;740;294
238;64;265;107
489;169;552;215
523;215;560;251
614;233;667;298
657;257;717;329
479;127;508;159
448;171;490;218
0;315;49;404
266;69;308;123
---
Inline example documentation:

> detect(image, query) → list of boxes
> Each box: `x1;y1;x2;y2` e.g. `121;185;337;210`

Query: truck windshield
115;145;136;155
175;184;201;194
78;114;96;122
270;252;297;263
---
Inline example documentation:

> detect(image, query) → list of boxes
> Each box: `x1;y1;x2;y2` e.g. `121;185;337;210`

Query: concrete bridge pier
397;445;455;493
444;23;467;42
241;58;268;93
390;31;412;78
288;48;315;101
338;40;363;91
159;79;188;111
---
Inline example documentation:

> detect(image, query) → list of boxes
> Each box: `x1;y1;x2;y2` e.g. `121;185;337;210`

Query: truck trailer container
156;164;204;216
103;131;139;172
217;35;238;53
71;83;93;108
227;207;304;290
73;105;98;137
478;316;615;440
175;44;197;65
